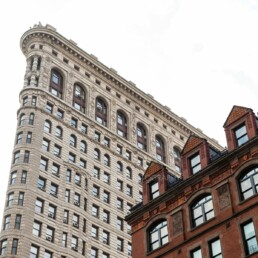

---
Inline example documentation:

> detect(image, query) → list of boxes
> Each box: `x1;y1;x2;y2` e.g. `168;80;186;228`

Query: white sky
1;0;258;225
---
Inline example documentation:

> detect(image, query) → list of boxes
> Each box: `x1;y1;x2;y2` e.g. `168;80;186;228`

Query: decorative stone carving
172;211;183;236
217;184;231;210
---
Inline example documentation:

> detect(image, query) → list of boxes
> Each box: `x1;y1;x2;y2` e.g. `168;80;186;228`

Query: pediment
144;162;164;180
181;135;205;155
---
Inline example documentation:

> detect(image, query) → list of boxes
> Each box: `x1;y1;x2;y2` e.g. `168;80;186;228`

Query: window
48;204;56;219
62;232;68;247
139;191;143;202
96;97;107;126
73;84;86;113
103;210;110;223
117;179;123;191
148;220;168;251
125;150;131;160
138;173;143;184
127;203;133;214
103;154;110;166
80;158;86;168
150;180;159;200
103;191;110;203
239;167;258;200
10;171;17;185
40;157;48;171
71;117;78;128
7;192;14;207
35;198;44;213
191;247;202;258
45;102;53;113
75;173;81;185
37;177;46;190
3;215;11;230
117;237;124;252
92;185;100;198
68;152;76;163
50;69;63;98
44;120;51;133
94;148;100;160
117;111;128;138
33;220;42;236
72;213;79;228
80;140;87;153
65;189;70;202
56;108;64;119
94;131;101;142
116;144;122;154
127;223;132;234
103;252;110;258
92;204;99;218
66;169;71;182
81;123;88;134
21;170;27;184
55;126;62;138
137;157;143;167
91;225;99;239
71;236;78;251
23;96;28;106
52;163;60;176
104;137;110;147
74;193;80;206
0;239;7;255
15;214;22;229
126;167;132;179
190;153;201;174
117;197;123;210
117;161;123;173
50;183;58;197
70;134;77;147
91;247;98;258
13;151;20;164
128;242;132;256
117;217;124;231
156;135;166;162
242;221;258;255
42;138;50;151
18;192;25;206
103;172;110;184
29;113;35;125
235;124;248;146
16;132;23;144
63;210;69;224
11;239;18;255
209;238;222;258
54;144;61;157
26;132;32;143
19;114;26;126
44;250;52;258
173;146;181;172
30;245;39;258
191;195;214;227
137;124;147;151
23;150;30;163
103;230;110;244
126;185;133;197
46;226;54;242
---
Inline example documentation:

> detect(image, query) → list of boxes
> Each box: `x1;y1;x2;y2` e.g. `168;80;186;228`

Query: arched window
148;220;168;251
126;167;132;179
44;120;51;133
94;148;100;160
103;154;110;167
19;114;26;126
95;97;107;126
69;134;77;147
173;146;181;172
116;161;123;173
73;84;86;113
117;111;127;139
29;113;35;125
239;167;258;200
191;195;214;228
137;124;147;151
50;69;63;98
80;141;87;153
55;126;62;139
156;136;166;163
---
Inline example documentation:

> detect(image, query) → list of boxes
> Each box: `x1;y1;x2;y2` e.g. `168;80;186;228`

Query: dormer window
234;124;248;147
190;153;201;174
150;180;159;200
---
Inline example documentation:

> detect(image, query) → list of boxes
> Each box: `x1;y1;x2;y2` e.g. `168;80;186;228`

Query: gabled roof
223;105;252;127
181;135;205;155
143;161;165;180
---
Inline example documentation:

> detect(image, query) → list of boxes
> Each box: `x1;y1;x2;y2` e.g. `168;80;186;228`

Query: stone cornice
20;24;223;150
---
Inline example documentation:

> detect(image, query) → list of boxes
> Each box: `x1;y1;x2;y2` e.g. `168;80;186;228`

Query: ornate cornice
20;23;223;150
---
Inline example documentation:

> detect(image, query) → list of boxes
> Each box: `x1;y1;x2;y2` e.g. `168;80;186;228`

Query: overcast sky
1;0;258;225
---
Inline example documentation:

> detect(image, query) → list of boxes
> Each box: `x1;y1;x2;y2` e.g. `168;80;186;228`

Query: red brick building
126;106;258;258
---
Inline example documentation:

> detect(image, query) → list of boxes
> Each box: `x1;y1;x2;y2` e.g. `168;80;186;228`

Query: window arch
80;141;87;153
137;123;147;151
156;135;166;163
94;148;100;160
173;146;181;172
55;126;62;139
239;167;258;200
95;97;107;126
73;84;86;113
19;114;26;126
116;161;123;173
148;220;168;251
103;154;110;167
191;194;214;228
50;69;63;98
69;134;77;147
44;120;51;133
29;113;35;125
117;111;128;139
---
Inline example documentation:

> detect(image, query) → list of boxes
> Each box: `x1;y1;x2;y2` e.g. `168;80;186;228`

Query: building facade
0;23;222;258
126;105;258;258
